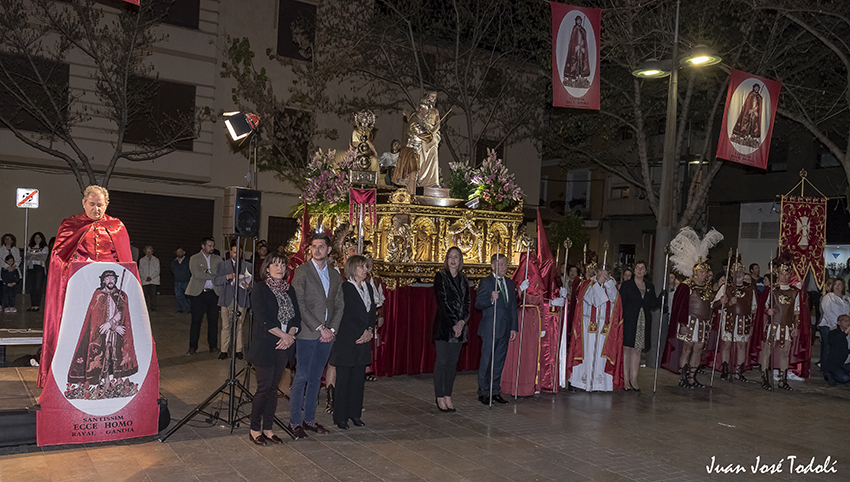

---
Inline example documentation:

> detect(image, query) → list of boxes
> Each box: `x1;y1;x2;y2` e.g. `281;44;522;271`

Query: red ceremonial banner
37;262;159;446
717;69;781;169
551;3;601;110
780;196;827;289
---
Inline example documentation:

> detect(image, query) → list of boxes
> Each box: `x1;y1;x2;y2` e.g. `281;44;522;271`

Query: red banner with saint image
717;69;781;169
551;3;601;110
37;262;159;446
780;196;826;289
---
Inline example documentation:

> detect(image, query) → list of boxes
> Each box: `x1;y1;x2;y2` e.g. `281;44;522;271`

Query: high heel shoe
435;398;450;413
629;382;640;392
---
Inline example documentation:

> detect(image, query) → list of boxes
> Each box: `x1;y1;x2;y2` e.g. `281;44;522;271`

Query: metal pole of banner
489;243;499;409
514;238;531;399
22;208;28;295
358;202;364;255
653;251;671;393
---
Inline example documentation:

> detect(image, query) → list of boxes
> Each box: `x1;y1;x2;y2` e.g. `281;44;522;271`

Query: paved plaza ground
1;297;848;482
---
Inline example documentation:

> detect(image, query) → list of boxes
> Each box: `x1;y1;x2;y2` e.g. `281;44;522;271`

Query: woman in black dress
433;246;469;412
619;261;659;391
329;255;376;429
248;253;301;446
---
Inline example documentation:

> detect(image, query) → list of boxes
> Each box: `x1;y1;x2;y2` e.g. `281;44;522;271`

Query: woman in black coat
248;253;301;446
432;246;469;412
328;255;376;430
619;261;659;391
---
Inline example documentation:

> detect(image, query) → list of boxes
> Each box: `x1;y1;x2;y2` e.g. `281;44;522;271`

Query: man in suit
475;253;518;405
290;233;345;438
185;237;222;355
215;240;252;360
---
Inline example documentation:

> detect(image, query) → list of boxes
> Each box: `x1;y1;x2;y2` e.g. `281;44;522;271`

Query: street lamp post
631;0;721;367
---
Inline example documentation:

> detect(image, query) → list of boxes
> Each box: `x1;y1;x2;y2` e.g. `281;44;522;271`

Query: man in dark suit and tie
290;233;344;438
475;253;518;404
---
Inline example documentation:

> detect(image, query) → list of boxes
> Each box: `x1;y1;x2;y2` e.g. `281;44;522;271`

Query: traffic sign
16;188;39;208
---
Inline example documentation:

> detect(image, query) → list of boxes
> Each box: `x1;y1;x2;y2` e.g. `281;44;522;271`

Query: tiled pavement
1;298;848;481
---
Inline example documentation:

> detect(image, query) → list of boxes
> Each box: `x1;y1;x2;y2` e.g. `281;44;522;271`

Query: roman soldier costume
660;227;724;389
760;253;800;391
720;257;757;382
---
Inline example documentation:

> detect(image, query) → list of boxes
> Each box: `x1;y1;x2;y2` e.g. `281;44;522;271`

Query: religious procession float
287;96;527;290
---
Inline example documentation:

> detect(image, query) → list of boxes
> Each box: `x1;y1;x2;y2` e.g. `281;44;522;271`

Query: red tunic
38;212;133;388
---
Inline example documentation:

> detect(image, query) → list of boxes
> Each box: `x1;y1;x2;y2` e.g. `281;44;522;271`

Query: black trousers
434;340;463;397
333;365;367;424
251;353;287;431
189;290;219;351
143;284;157;311
477;334;509;397
27;267;45;307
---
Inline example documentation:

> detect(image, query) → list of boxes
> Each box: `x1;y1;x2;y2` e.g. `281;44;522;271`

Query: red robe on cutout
38;212;133;388
68;284;138;386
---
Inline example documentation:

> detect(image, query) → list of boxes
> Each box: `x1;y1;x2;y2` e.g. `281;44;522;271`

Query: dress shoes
478;395;490;405
266;434;284;444
218;352;228;360
186;348;197;356
350;418;365;427
249;433;268;446
235;352;244;360
290;424;308;440
492;395;509;404
335;421;349;430
302;421;329;434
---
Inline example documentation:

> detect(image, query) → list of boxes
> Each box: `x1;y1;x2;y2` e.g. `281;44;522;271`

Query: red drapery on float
349;188;377;225
551;3;601;110
716;69;781;170
374;286;484;376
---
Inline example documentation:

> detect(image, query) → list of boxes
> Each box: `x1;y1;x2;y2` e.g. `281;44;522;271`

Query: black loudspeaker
223;187;261;237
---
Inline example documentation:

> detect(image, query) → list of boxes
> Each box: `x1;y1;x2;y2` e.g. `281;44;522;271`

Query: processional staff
514;234;532;399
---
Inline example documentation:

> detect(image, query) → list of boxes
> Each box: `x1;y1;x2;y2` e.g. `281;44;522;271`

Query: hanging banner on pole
551;3;601;110
717;69;781;169
37;262;159;446
779;196;826;289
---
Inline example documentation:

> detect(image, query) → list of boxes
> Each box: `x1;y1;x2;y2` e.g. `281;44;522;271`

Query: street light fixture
679;45;722;67
631;58;672;78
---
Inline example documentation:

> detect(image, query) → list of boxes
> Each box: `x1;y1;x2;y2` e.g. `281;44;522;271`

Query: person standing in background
139;245;160;312
185;237;222;355
171;248;191;313
26;232;49;312
0;234;21;308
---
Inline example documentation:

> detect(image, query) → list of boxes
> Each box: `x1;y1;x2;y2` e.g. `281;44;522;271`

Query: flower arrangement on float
292;148;354;218
466;149;524;211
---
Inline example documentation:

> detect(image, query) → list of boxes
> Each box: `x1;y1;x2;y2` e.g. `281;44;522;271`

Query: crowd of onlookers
1;232;52;314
